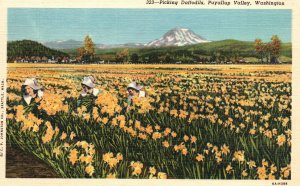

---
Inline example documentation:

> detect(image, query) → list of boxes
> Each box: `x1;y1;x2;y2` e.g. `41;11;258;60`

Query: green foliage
7;40;69;58
254;36;290;64
61;39;291;63
6;66;291;179
77;35;96;62
8;39;291;64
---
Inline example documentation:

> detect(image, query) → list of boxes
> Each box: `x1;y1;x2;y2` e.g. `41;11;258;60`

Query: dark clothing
77;88;101;113
21;96;41;116
77;94;98;113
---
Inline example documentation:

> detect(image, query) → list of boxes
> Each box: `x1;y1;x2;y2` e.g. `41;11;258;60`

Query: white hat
127;82;143;91
23;78;42;90
81;76;95;88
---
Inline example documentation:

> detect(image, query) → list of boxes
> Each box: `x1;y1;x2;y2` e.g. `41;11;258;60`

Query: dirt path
6;143;60;178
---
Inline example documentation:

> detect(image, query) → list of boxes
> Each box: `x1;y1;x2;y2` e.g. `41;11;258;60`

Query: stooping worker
126;81;146;111
77;76;101;112
21;78;44;115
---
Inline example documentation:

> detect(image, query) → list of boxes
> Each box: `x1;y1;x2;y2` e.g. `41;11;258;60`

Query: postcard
0;0;299;186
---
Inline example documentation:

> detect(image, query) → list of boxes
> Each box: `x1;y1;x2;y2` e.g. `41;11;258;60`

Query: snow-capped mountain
146;28;210;47
43;28;210;49
44;40;145;49
96;43;145;49
43;40;83;49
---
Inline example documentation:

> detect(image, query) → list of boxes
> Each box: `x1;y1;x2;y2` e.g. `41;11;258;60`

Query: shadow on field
6;143;59;178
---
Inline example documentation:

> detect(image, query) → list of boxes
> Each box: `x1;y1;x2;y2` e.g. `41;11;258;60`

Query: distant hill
7;39;292;63
61;39;292;62
140;39;291;57
43;40;146;49
43;39;83;49
8;40;69;58
43;28;211;49
40;27;291;63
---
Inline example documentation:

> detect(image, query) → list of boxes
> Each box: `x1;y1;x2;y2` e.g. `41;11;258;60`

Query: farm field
6;63;291;179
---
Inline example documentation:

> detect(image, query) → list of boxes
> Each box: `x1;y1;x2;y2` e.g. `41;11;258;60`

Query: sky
8;9;292;44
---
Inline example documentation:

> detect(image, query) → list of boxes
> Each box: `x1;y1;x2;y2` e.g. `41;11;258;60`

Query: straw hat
127;82;143;91
23;78;42;90
81;76;96;88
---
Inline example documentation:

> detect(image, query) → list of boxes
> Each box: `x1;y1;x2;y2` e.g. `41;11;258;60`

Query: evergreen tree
7;40;68;61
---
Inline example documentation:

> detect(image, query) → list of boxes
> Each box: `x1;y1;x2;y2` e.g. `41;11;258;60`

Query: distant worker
77;76;101;112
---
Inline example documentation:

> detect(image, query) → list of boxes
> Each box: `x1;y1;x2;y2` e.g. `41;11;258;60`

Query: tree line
7;40;69;62
254;35;282;64
7;35;289;64
77;35;287;64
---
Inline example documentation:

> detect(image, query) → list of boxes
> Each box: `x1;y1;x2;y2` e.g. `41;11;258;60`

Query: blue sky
8;9;291;44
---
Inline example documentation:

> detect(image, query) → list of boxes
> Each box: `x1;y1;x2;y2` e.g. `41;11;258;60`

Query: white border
0;1;299;186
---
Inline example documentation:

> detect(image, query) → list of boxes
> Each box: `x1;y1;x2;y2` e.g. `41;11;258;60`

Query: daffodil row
6;64;291;179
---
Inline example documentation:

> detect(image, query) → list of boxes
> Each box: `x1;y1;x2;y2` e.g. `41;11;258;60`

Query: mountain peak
42;28;210;49
43;40;83;49
169;27;189;31
146;28;210;47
